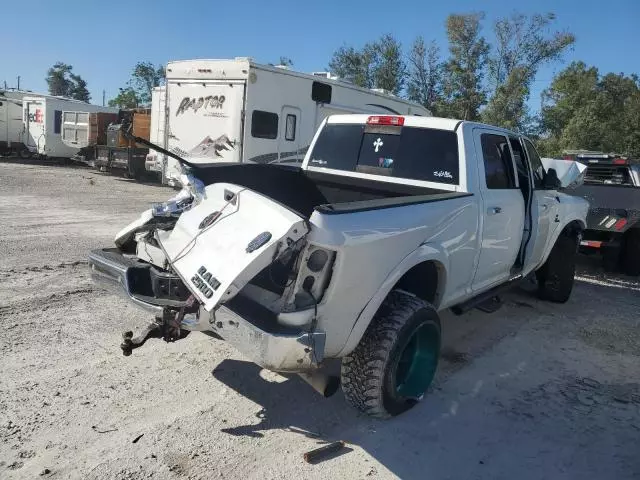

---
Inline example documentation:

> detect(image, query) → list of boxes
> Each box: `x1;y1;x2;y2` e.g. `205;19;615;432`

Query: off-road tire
621;229;640;276
536;233;578;303
340;290;441;418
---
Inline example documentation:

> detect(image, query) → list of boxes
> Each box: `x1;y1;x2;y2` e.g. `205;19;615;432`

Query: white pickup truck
89;114;588;417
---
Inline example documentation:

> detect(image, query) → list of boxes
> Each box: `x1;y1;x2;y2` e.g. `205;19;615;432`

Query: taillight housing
614;218;628;231
367;115;404;126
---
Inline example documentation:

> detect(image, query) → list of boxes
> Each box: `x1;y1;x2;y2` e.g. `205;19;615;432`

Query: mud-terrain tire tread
536;233;578;303
340;290;440;418
621;229;640;276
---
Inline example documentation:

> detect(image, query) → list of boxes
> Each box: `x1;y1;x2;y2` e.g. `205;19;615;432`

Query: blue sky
1;0;638;112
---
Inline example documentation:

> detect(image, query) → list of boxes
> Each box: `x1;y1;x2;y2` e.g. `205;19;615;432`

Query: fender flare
538;218;585;267
336;243;449;357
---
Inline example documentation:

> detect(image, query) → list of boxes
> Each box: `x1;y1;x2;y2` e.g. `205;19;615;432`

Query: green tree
329;45;376;88
407;37;442;113
46;62;91;101
68;73;91;102
371;34;406;94
108;87;140;109
439;13;489;120
538;63;640;157
130;62;165;105
329;34;405;94
482;12;575;130
46;62;73;96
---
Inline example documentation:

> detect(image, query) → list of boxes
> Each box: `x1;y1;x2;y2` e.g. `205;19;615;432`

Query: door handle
487;206;502;215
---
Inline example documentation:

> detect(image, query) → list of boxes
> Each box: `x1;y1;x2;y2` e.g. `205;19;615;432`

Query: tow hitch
120;298;196;356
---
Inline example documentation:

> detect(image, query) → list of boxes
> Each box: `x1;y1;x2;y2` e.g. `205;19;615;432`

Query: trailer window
285;114;296;141
481;134;516;189
251;110;278;139
312;82;332;104
309;124;459;184
54;110;62;135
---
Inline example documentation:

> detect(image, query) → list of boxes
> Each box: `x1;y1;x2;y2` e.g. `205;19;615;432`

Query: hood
542;158;587;189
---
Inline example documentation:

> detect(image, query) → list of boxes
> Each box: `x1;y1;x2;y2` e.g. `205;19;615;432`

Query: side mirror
543;168;561;189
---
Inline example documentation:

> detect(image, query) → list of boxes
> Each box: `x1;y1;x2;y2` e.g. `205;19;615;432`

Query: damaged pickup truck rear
89;115;588;417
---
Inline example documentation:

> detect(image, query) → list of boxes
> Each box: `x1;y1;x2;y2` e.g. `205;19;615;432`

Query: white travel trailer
146;58;431;185
0;90;36;156
22;95;116;159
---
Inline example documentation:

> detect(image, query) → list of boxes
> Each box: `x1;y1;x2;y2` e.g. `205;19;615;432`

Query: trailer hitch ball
119;323;162;356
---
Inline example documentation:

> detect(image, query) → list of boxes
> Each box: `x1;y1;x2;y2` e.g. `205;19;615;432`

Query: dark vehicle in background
568;151;640;275
95;111;152;180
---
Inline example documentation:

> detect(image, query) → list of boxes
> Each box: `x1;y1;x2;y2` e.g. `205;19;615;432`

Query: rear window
584;164;634;185
308;124;459;184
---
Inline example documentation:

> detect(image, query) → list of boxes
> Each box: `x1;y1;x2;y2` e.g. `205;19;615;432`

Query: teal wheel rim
395;323;439;398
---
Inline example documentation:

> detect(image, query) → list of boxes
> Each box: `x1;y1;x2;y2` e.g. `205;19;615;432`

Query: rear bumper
88;248;324;372
88;248;166;315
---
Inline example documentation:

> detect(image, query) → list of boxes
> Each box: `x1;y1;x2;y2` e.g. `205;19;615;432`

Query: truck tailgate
157;183;308;311
572;184;640;231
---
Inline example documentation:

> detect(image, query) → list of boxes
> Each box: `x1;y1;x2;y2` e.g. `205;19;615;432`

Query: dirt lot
1;160;639;480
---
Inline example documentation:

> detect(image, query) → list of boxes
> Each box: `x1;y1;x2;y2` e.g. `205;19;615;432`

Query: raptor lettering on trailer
176;96;226;116
190;266;221;299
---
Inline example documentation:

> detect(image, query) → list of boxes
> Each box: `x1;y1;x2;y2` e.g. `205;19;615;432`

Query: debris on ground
303;441;347;464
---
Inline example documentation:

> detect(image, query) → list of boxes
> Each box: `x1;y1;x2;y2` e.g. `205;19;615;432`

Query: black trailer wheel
621;229;640;276
18;148;32;159
341;290;441;418
536;233;578;303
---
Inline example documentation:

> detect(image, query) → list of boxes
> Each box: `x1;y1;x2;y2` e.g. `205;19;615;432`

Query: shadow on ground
210;262;640;478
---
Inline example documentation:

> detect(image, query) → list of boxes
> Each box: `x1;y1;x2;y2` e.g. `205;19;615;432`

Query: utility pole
17;76;20;90
102;89;106;106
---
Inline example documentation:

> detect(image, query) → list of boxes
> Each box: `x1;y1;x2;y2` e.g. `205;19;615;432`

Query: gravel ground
1;160;639;480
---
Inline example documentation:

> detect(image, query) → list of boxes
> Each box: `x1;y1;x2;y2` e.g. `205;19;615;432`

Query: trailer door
24;100;45;150
61;111;90;148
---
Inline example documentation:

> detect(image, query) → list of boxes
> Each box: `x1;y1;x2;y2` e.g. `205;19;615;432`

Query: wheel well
393;261;443;306
562;220;584;238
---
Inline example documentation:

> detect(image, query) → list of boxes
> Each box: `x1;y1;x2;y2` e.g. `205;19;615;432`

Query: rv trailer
145;58;431;185
22;95;116;159
0;90;35;157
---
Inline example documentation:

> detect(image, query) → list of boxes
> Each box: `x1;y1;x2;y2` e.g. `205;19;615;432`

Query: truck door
471;129;525;292
278;106;301;164
521;137;560;268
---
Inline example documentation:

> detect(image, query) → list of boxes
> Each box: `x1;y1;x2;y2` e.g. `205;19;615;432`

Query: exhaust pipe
298;372;340;398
